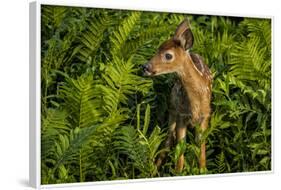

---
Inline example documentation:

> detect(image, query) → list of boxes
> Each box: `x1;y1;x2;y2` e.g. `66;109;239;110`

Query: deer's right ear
174;19;194;50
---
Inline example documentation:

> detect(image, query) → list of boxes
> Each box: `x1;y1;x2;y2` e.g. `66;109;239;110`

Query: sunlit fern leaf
230;19;271;88
113;105;165;177
59;74;105;128
137;104;165;162
52;125;99;171
100;57;152;114
145;126;166;161
121;25;174;61
77;14;111;63
114;126;147;172
240;18;271;51
75;110;128;181
57;165;68;182
41;109;71;160
229;21;271;88
137;104;165;176
110;11;142;58
42;109;71;136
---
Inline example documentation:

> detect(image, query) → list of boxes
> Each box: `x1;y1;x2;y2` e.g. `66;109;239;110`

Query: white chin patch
144;71;153;76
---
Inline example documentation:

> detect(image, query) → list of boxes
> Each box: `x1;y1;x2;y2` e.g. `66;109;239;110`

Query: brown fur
143;20;212;172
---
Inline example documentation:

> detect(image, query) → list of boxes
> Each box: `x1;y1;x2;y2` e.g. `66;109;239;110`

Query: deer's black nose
142;64;149;72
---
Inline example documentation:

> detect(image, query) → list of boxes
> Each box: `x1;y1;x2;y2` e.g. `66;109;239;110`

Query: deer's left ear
174;19;194;50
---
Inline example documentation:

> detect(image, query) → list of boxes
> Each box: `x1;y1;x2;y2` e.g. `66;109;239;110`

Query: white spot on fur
199;59;205;73
186;52;203;76
192;62;203;76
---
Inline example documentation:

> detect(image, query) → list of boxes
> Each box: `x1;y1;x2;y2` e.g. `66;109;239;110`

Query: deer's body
143;20;212;172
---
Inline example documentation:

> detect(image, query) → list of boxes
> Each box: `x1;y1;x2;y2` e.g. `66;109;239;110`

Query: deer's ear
174;19;194;50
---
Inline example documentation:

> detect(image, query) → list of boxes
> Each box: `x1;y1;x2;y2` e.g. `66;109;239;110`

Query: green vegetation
41;5;271;184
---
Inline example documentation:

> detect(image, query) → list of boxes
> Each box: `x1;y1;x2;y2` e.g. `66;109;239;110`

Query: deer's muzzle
142;63;154;76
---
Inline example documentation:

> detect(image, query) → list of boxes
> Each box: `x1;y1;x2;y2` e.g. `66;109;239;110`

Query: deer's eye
165;53;173;61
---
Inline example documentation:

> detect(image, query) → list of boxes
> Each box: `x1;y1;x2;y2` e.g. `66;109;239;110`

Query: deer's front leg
175;118;187;172
199;115;210;169
156;114;176;168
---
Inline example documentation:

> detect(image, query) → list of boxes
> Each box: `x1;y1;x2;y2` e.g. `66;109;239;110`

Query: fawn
142;19;212;172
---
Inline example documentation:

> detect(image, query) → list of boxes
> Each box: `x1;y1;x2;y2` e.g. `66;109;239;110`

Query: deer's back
190;52;213;85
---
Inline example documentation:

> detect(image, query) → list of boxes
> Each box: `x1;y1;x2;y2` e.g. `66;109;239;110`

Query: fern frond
121;25;174;61
137;104;165;161
215;151;226;173
41;109;71;160
59;74;105;128
229;36;270;86
100;58;152;114
77;14;111;63
42;6;67;29
240;18;271;50
146;126;166;161
110;11;141;57
114;126;147;170
113;104;165;177
52;125;98;171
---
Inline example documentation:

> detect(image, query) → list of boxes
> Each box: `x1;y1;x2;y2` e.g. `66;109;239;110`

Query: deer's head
142;19;194;76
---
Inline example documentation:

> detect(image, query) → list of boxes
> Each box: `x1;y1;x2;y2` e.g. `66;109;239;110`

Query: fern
51;126;99;172
41;109;70;161
59;73;104;128
42;6;67;30
215;152;226;173
77;14;111;63
240;19;271;50
41;5;272;183
114;104;165;177
230;36;270;85
121;25;174;61
114;126;147;172
110;11;142;57
100;57;152;114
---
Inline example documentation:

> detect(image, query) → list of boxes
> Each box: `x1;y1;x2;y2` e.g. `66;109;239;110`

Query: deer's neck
176;53;202;95
176;53;204;122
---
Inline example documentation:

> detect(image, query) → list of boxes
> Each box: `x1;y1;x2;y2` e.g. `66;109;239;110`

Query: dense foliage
41;5;271;184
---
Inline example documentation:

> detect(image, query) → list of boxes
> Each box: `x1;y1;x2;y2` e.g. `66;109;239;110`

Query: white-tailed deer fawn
142;19;212;172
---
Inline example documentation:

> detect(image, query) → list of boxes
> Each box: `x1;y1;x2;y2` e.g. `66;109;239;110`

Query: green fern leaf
59;74;104;128
110;11;141;57
77;14;111;63
215;152;226;173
